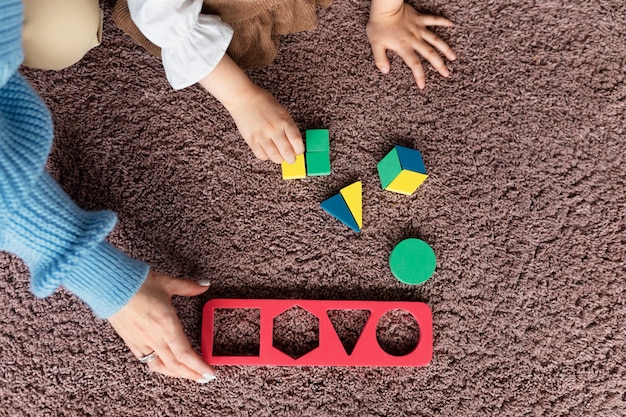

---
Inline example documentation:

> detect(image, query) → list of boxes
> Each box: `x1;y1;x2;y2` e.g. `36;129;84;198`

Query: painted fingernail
380;66;390;74
197;280;211;287
202;373;217;381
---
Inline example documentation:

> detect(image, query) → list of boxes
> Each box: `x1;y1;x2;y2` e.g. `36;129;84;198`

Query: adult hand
367;2;456;89
108;270;216;383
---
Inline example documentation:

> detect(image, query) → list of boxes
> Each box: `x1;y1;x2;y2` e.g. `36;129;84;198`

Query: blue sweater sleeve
0;72;149;318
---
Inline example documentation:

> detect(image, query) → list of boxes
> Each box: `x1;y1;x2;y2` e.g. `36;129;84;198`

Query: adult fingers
164;277;210;298
125;340;152;366
123;338;194;379
147;357;186;378
148;316;215;382
371;43;391;74
147;355;214;383
146;342;208;382
164;323;216;381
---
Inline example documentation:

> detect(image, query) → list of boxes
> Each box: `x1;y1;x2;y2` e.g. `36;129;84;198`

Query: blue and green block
281;129;331;179
320;181;362;232
377;145;428;195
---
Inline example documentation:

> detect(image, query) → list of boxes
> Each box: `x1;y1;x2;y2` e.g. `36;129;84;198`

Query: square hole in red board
212;308;261;357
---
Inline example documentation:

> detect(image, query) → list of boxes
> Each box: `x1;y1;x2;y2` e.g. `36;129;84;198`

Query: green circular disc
389;238;436;285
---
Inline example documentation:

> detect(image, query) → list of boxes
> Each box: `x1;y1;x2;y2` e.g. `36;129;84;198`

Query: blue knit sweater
0;0;149;318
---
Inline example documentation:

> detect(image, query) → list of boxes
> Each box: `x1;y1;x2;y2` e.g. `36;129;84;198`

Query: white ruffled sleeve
128;0;233;90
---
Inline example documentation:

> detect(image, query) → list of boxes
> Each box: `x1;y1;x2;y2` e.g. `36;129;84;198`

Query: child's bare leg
22;0;103;70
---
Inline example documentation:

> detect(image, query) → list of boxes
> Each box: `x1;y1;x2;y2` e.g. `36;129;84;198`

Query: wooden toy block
377;145;428;195
321;193;360;232
377;147;404;189
386;170;428;195
202;299;433;366
281;154;307;180
305;129;330;152
389;238;437;285
305;151;331;176
304;129;331;176
395;145;427;173
339;181;362;229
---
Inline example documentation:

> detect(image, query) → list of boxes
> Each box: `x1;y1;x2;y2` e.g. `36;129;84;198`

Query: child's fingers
397;47;426;89
284;123;304;155
418;15;454;28
249;141;270;161
422;30;457;61
257;136;284;164
274;135;297;164
413;41;449;77
371;44;391;74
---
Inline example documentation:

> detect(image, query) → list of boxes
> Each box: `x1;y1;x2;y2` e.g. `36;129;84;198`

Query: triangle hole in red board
326;309;372;355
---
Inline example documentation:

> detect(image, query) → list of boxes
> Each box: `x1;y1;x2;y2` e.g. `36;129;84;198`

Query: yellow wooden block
385;170;428;195
281;154;306;179
339;181;362;228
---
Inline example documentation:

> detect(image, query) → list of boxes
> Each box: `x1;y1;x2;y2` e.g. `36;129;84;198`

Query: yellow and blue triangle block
320;181;362;232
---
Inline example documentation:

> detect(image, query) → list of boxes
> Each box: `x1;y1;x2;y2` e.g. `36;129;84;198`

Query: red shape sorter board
201;299;432;367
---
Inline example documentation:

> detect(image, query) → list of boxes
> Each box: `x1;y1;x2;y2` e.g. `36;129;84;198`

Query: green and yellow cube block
281;129;331;179
377;145;428;195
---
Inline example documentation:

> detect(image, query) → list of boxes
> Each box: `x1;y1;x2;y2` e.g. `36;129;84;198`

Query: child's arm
199;54;304;164
367;0;457;89
128;0;302;164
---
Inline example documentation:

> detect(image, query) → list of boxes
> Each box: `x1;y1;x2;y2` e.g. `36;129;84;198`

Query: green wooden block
389;238;436;285
306;129;330;152
306;151;331;176
378;145;429;194
377;147;402;189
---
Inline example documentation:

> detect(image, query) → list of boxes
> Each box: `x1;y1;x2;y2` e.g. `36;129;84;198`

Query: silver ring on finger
138;351;157;364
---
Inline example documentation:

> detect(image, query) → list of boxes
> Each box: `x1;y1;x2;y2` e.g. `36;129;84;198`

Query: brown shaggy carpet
2;0;625;415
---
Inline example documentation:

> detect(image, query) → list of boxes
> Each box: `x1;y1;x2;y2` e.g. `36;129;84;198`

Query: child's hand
366;2;456;89
199;54;303;164
226;86;303;164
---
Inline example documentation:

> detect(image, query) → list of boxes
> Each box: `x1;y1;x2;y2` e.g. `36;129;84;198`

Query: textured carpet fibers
1;0;625;416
